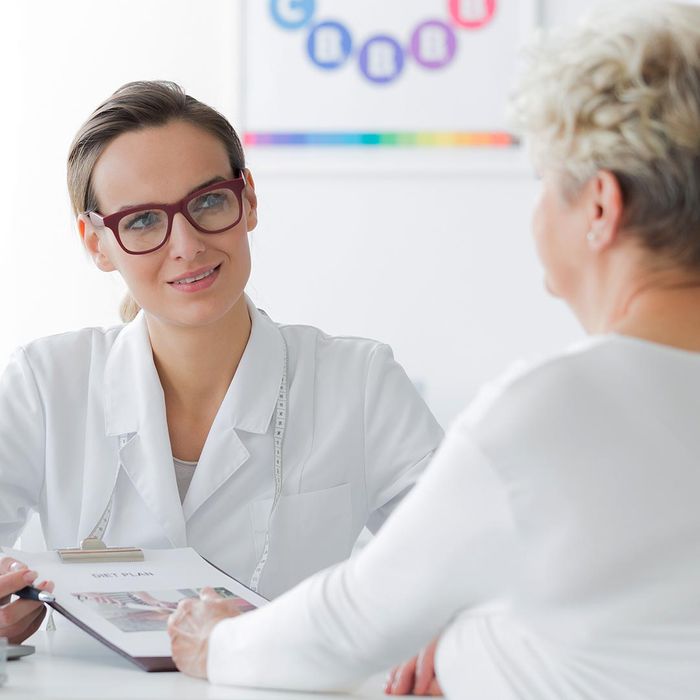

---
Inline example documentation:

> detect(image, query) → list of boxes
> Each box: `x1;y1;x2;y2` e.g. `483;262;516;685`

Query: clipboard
2;546;267;673
53;538;171;668
46;599;177;672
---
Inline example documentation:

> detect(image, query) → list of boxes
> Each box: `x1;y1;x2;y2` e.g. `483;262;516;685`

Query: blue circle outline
269;0;316;31
306;20;353;70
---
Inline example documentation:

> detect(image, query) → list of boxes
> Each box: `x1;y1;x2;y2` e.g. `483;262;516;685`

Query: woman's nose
167;213;206;260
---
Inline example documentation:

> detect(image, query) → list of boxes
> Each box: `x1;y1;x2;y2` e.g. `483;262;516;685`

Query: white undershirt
173;457;198;503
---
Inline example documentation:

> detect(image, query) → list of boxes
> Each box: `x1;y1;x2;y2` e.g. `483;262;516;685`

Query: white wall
1;0;593;427
0;0;242;344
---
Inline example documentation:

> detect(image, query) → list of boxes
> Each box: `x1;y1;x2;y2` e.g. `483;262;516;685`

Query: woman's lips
167;264;221;293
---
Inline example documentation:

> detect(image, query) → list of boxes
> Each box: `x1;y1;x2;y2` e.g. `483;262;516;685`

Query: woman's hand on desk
0;556;54;643
168;587;244;679
385;638;443;696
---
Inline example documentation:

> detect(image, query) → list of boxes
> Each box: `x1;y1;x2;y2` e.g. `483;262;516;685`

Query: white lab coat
0;300;443;598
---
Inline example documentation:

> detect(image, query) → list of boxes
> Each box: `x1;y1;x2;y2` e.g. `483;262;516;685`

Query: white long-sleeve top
207;335;700;699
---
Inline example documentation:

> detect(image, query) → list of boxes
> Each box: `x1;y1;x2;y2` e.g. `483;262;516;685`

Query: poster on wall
242;0;539;172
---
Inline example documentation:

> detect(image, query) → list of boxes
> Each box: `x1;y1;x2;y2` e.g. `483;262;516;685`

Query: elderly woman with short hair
169;3;700;697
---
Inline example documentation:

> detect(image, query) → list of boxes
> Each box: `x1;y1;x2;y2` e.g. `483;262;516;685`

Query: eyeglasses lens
187;188;240;233
118;209;169;253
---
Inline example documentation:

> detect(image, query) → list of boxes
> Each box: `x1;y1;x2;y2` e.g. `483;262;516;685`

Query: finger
178;598;195;613
384;667;398;694
0;569;39;599
35;580;55;594
414;669;437;696
199;587;222;601
390;657;418;696
171;644;189;674
0;558;27;575
13;606;47;644
414;642;438;695
427;678;443;696
3;604;46;645
167;617;178;638
167;609;185;633
0;598;44;628
170;600;200;635
219;599;245;617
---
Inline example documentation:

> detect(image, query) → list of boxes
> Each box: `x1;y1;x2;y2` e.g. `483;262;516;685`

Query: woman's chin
147;301;232;330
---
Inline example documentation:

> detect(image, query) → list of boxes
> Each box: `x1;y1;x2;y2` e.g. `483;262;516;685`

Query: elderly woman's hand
167;587;245;679
385;638;443;696
0;556;54;643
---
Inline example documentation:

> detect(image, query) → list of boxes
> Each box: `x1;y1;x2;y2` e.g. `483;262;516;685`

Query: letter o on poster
410;20;457;69
270;0;316;30
307;21;353;69
359;35;404;84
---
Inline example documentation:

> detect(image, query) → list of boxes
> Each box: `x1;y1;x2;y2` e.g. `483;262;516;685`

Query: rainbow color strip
244;131;518;147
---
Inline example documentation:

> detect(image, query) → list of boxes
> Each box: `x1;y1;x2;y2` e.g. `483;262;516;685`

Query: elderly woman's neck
603;262;700;352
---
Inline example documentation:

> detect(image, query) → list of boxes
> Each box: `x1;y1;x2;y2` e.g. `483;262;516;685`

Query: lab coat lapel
118;431;187;547
102;312;187;548
182;301;285;521
181;425;250;521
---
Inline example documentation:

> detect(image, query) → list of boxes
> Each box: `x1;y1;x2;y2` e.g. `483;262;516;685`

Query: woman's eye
192;192;226;212
124;210;161;231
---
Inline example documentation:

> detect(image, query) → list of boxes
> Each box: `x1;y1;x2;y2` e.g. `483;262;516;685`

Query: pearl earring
586;230;598;242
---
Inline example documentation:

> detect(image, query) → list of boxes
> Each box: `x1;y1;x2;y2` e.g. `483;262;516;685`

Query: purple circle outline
410;20;457;69
358;34;405;84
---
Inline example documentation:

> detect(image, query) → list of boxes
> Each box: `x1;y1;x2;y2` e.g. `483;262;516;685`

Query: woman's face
531;169;590;302
83;119;256;329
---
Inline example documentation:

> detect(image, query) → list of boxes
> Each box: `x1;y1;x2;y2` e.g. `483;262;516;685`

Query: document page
2;547;266;662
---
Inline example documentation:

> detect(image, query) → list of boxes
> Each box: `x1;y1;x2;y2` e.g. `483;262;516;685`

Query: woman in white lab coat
169;4;700;698
0;81;443;641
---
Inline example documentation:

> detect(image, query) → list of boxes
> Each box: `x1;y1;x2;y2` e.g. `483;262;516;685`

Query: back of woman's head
513;1;700;271
67;81;246;322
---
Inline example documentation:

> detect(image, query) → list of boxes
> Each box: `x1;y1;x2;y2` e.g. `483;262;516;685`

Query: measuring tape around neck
249;342;288;592
86;434;130;542
86;345;289;594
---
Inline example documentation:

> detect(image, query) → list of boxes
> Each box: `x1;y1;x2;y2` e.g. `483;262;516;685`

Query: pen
15;585;55;604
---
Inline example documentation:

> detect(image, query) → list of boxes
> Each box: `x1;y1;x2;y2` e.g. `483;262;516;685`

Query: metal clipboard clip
57;536;144;563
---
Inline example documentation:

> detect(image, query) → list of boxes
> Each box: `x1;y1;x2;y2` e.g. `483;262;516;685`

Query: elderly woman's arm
169;422;517;691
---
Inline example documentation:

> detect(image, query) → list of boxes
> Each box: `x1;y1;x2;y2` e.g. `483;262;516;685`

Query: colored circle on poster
448;0;497;29
358;35;405;84
307;21;353;69
410;20;457;69
269;0;315;30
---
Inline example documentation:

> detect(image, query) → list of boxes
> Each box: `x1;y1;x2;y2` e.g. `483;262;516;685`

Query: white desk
2;627;386;699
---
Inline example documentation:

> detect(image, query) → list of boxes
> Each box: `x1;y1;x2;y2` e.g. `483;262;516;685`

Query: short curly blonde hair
512;1;700;270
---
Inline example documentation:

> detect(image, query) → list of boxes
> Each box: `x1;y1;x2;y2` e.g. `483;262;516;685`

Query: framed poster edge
240;0;541;175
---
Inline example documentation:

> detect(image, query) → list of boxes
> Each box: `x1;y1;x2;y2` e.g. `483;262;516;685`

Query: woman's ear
78;215;117;272
242;168;258;232
586;170;624;252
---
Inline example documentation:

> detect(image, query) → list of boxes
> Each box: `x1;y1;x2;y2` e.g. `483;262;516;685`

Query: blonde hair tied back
119;294;141;323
